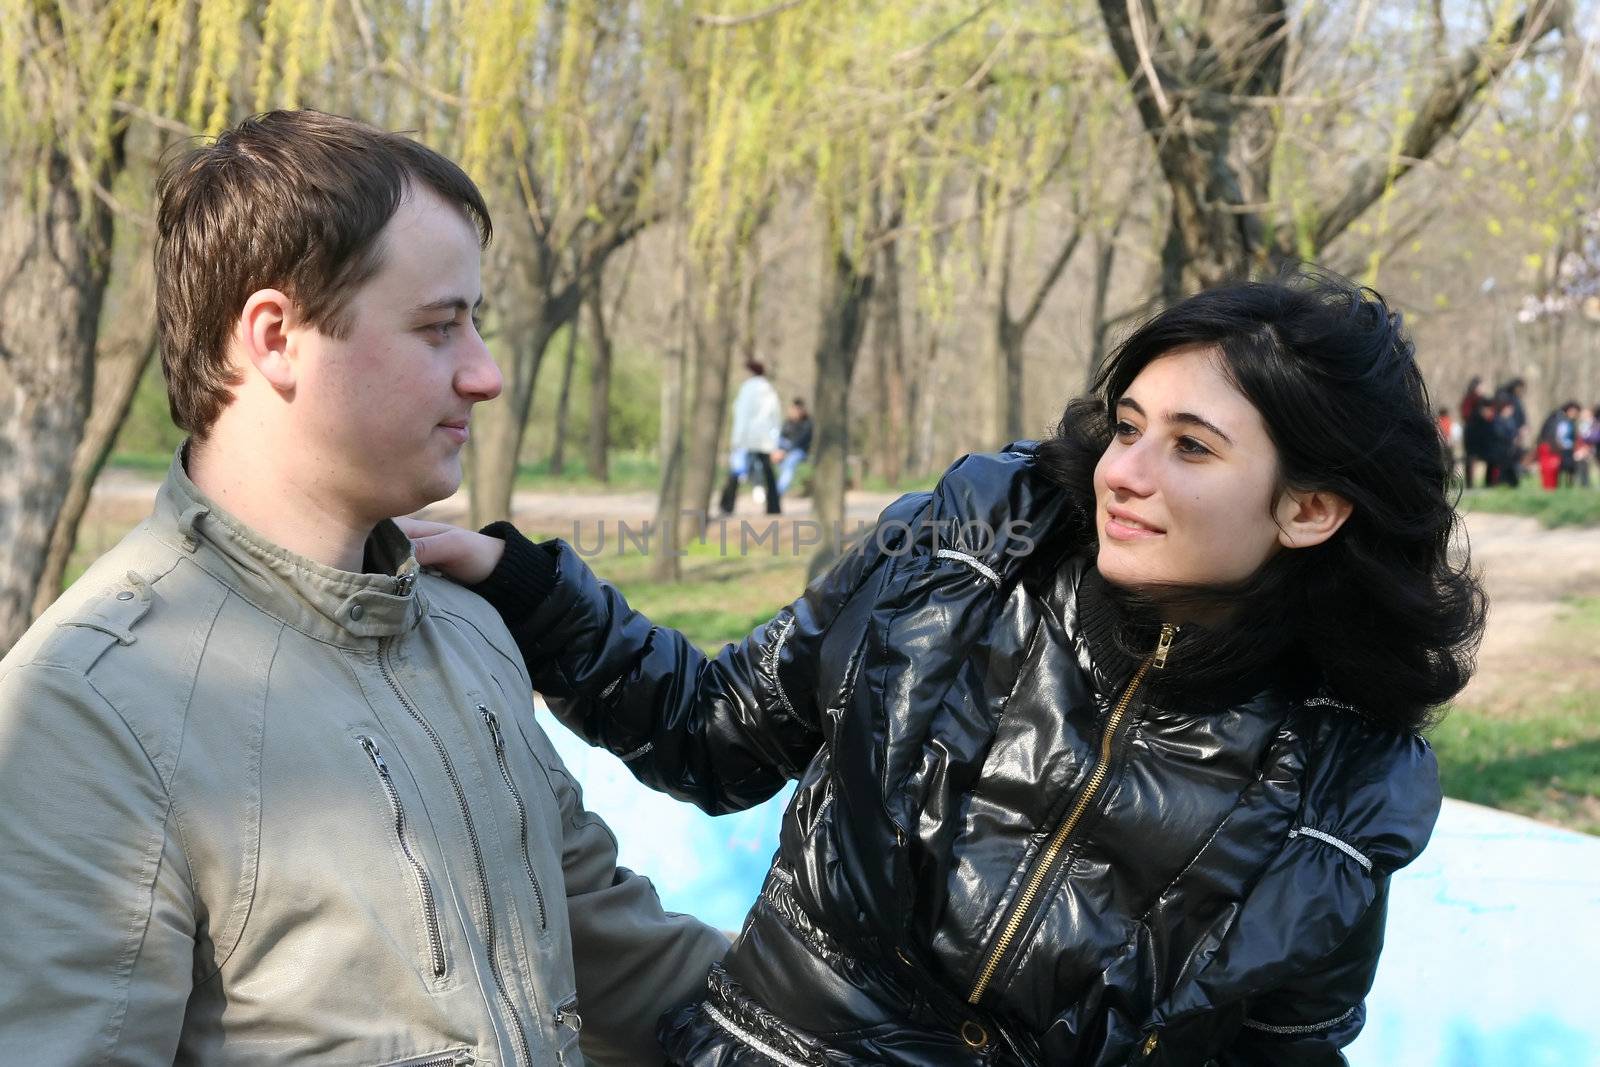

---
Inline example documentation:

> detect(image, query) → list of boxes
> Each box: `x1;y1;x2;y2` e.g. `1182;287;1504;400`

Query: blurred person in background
719;360;784;516
774;397;814;496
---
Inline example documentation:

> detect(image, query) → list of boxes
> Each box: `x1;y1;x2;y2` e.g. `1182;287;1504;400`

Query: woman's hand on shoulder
395;516;506;586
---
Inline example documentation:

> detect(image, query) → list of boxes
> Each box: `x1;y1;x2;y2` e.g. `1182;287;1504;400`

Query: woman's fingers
395;517;505;584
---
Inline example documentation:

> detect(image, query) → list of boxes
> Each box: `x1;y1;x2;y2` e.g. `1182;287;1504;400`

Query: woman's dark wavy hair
1036;269;1487;733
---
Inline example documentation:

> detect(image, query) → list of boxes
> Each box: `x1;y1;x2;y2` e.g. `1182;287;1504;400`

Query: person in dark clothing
1490;395;1522;488
1463;391;1498;489
402;273;1486;1066
774;398;814;496
1459;377;1490;487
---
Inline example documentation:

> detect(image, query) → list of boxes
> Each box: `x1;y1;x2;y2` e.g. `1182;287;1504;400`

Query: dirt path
83;471;1600;699
1453;512;1600;705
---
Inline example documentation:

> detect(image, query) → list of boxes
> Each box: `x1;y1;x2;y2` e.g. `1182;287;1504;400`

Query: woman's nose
1101;438;1156;497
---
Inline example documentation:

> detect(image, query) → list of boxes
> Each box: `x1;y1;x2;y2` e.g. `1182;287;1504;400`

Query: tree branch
694;0;807;28
1310;0;1568;250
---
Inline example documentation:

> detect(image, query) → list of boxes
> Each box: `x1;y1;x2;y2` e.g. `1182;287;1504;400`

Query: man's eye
423;321;454;339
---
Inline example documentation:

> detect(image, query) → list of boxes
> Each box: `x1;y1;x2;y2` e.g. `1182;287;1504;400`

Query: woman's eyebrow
1169;410;1235;446
1116;397;1234;445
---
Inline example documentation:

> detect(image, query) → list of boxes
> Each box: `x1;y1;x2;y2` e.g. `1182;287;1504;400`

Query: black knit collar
1043;559;1306;709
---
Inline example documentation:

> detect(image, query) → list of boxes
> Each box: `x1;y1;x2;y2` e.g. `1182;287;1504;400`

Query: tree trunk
870;234;908;487
651;240;694;582
678;273;739;544
467;313;561;528
906;303;942;478
807;247;875;578
989;212;1025;447
1086;207;1131;388
549;322;580;475
585;288;613;482
32;264;158;618
0;146;115;653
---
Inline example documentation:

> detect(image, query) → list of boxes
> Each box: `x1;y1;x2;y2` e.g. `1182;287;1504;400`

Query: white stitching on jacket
619;741;654;762
934;549;1000;584
1288;826;1373;872
1242;1004;1360;1035
766;614;799;720
702;1002;813;1067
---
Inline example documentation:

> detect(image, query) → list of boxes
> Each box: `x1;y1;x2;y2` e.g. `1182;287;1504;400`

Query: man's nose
457;333;503;403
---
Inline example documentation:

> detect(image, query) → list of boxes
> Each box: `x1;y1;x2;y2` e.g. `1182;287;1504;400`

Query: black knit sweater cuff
472;521;560;628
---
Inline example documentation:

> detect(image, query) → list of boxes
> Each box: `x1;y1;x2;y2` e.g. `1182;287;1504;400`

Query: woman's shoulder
908;442;1082;569
1294;694;1443;876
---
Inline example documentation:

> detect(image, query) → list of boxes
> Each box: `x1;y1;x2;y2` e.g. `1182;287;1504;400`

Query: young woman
403;272;1484;1066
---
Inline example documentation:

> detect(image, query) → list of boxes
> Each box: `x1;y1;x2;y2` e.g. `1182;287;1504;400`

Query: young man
774;397;813;496
0;110;725;1066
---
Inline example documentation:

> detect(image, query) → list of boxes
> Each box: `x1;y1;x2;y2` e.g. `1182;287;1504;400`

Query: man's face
289;185;501;522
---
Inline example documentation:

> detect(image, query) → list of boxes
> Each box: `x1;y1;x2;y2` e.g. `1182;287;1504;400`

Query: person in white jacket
719;360;784;515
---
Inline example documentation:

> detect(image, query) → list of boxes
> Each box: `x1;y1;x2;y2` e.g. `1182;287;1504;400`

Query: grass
1457;480;1600;528
528;523;811;652
105;451;177;476
1429;596;1600;836
513;452;662;494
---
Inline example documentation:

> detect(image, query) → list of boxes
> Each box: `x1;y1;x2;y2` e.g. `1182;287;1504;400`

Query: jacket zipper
967;622;1176;1004
479;704;549;930
553;996;584;1066
380;643;534;1067
357;735;448;978
406;1053;474;1067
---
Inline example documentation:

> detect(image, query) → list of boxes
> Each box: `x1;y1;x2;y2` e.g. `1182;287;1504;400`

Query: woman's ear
1275;487;1353;550
237;289;297;393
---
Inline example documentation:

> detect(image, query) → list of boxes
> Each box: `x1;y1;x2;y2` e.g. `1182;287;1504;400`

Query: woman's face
1093;346;1286;591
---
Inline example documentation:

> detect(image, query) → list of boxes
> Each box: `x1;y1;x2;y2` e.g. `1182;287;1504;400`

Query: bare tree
1097;0;1571;296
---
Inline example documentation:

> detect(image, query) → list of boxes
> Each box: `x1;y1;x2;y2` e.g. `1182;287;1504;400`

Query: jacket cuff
473;521;560;629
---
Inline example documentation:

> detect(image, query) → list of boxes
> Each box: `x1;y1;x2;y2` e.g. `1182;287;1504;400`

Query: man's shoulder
3;525;237;766
417;572;529;681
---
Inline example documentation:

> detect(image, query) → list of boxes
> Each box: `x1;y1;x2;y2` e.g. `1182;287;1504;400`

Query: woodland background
4;0;1600;658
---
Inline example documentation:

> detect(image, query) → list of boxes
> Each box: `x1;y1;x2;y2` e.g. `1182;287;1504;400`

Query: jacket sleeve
1215;724;1440;1067
477;492;931;814
1216;884;1389;1066
0;662;195;1065
515;712;729;1066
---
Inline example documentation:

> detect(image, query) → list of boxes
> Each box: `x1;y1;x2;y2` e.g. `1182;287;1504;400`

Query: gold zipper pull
1152;623;1177;669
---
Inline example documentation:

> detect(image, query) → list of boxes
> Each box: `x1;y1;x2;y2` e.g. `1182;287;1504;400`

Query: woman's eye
1113;420;1139;438
1176;436;1212;457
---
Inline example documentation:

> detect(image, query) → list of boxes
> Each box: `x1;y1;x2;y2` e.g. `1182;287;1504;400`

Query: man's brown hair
154;109;492;435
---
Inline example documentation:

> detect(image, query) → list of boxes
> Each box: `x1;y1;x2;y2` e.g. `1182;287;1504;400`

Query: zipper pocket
377;1050;475;1067
554;995;583;1065
479;704;549;930
357;735;448;978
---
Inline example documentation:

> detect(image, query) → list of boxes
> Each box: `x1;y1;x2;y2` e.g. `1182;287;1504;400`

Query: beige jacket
0;454;726;1066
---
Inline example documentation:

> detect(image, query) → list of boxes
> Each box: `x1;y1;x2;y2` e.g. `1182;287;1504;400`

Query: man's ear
1275;487;1353;550
237;289;297;393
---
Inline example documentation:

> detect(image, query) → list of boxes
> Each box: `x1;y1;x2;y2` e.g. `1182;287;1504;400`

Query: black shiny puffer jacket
492;444;1441;1066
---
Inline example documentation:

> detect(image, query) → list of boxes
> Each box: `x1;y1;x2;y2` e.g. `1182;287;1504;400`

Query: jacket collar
153;447;425;647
